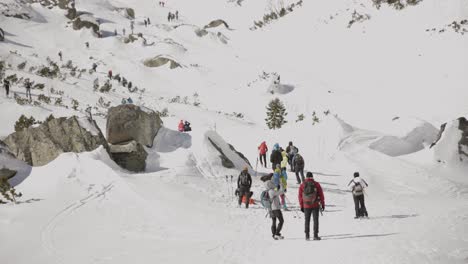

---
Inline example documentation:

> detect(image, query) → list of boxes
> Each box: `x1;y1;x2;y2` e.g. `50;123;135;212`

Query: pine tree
265;98;287;129
0;176;22;204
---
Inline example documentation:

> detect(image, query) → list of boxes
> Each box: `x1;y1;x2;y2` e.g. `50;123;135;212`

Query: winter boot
305;233;310;241
313;236;321;241
272;235;279;240
275;234;284;239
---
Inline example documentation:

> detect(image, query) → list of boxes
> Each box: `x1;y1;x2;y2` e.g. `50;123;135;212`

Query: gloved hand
300;207;304;213
321;205;325;212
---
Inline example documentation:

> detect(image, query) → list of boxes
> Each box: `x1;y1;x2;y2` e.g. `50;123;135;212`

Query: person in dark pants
299;172;325;240
24;79;32;101
258;141;268;168
237;167;252;208
294;153;305;184
348;172;368;218
3;79;10;97
266;180;285;239
270;143;282;171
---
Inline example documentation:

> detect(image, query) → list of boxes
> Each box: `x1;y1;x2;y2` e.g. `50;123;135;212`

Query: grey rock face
109;141;147;172
107;104;163;147
143;56;181;69
4;116;108;166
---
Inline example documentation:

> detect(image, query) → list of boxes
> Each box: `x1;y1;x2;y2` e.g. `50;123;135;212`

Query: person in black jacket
270;143;282;171
237;167;252;208
3;79;10;97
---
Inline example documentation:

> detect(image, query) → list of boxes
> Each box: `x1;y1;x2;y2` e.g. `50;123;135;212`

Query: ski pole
225;175;231;199
230;175;234;201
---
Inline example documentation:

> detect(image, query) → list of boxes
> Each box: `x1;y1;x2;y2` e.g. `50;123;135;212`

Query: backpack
353;181;363;196
303;181;318;206
295;154;304;167
260;190;272;212
239;172;250;187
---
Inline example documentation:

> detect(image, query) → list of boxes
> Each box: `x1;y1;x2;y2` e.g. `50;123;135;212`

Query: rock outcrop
3;116;108;166
431;117;468;163
73;14;100;35
143;56;181;69
109;141;147;172
204;19;230;30
107;104;163;147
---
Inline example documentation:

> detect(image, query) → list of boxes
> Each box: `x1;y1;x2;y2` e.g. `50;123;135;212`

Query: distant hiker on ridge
294;153;305;184
24;78;32;101
183;120;191;132
299;172;325;240
258;141;268;168
178;120;184;132
3;79;10;97
348;172;369;219
58;51;62;61
237;167;252;209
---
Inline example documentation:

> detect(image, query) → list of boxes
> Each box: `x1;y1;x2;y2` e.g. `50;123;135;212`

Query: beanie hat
306;172;313;178
354;172;359;178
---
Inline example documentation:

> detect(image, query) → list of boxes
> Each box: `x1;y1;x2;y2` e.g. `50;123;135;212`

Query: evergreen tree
265;98;287;129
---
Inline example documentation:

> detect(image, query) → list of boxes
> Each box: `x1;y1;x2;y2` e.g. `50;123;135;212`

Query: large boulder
431;117;468;164
109;141;147;172
73;14;100;35
3;116;108;166
107;104;163;147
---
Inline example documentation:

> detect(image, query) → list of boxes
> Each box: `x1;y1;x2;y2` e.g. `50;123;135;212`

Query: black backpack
353;181;363;196
303;181;318;206
295;154;304;167
239;172;250;187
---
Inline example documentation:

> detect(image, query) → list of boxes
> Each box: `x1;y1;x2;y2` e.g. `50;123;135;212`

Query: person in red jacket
178;120;184;132
298;172;325;240
258;141;268;168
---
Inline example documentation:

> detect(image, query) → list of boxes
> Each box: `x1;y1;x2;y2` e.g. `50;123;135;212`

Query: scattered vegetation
265;98;288;129
251;0;303;30
14;115;40;132
71;99;79;110
0;176;22;204
296;114;305;122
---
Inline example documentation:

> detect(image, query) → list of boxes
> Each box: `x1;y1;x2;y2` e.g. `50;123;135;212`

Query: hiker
92;62;98;72
123;28;126;36
178;120;184;132
265;179;285;239
273;164;287;209
144;19;148;27
114;29;118;36
281;150;288;173
183;121;191;132
127;97;133;104
3;79;10;97
270;143;282;171
121;98;127;104
299;172;325;240
258;141;268;168
58;51;62;61
167;12;172;22
294;153;305;184
286;141;298;171
237;167;252;208
348;172;369;218
175;10;179;20
85;42;89;48
130;22;134;34
24;79;32;101
108;70;113;79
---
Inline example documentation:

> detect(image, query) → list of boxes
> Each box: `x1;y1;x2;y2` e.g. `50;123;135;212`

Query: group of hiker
2;78;33;100
167;11;179;22
178;120;192;132
235;141;369;241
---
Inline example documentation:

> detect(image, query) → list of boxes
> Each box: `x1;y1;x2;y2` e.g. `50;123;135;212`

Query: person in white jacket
347;172;369;218
266;180;285;239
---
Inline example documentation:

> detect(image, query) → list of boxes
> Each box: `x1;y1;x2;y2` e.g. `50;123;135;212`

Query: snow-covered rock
106;104;163;147
3;116;108;166
432;117;468;164
369;119;439;156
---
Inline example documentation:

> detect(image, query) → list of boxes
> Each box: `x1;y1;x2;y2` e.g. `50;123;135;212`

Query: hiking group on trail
236;141;369;241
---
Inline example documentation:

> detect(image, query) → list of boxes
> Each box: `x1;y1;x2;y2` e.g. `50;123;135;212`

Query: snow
1;0;468;263
77;116;101;136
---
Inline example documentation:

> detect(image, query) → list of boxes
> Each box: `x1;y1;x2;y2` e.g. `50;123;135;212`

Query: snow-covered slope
1;0;468;263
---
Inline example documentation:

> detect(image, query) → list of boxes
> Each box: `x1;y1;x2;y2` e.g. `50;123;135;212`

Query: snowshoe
272;235;279;240
275;234;284;240
313;236;321;241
